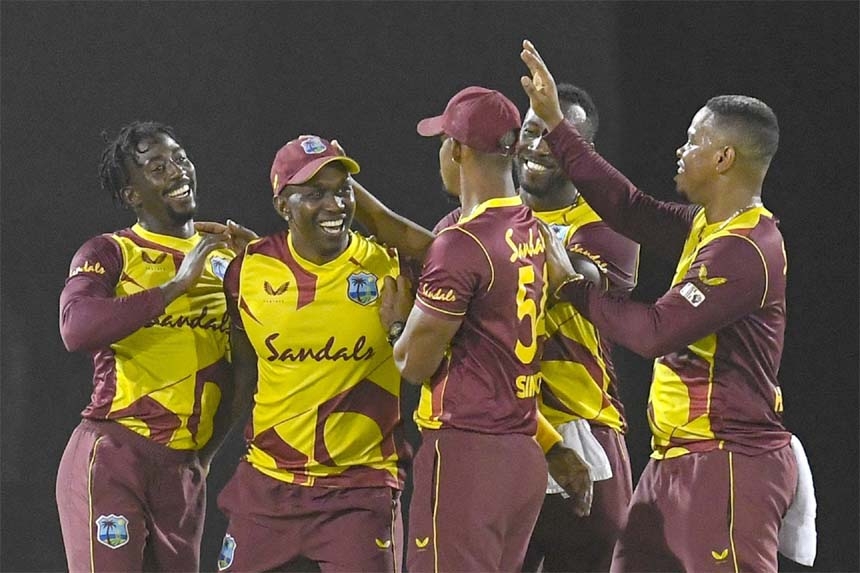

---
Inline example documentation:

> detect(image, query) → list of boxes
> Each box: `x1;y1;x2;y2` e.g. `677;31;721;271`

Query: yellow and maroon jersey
59;223;233;450
414;196;548;436
536;202;639;432
546;120;791;460
225;231;408;489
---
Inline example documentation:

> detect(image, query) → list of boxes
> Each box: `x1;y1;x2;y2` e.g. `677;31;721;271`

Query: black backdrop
2;2;857;571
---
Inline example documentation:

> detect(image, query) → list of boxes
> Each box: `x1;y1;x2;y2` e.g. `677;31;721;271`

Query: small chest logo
549;223;570;242
210;256;230;280
264;281;290;296
218;533;236;570
95;514;130;549
347;272;379;306
141;251;167;265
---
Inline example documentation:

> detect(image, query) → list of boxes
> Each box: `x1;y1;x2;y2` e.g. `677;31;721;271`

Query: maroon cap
270;135;360;196
416;86;522;154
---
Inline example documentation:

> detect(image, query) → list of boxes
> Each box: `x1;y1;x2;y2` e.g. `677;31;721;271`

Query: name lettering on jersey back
515;372;542;399
419;284;457;302
70;260;106;277
506;228;545;263
264;333;375;362
145;305;230;333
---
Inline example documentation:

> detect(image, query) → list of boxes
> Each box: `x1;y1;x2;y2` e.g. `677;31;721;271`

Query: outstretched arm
351;178;435;260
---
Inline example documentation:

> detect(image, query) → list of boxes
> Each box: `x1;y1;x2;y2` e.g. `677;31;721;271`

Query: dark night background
2;2;857;571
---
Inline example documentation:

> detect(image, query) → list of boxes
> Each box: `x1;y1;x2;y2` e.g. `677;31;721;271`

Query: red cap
416;86;521;154
270;135;360;196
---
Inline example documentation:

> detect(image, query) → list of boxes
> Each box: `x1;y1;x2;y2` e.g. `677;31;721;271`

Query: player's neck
703;191;762;224
519;183;579;212
137;218;195;239
459;170;517;216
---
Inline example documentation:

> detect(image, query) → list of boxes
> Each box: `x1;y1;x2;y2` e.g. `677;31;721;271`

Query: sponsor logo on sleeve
347;272;379;306
375;538;392;549
414;536;430;549
679;282;706;307
419;284;457;302
70;260;106;277
711;548;729;562
218;533;236;571
95;514;130;549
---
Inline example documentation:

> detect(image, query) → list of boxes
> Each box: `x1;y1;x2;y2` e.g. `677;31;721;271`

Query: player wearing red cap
214;135;418;572
378;86;559;573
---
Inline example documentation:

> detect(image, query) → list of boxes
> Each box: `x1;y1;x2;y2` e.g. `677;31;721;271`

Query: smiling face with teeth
516;102;588;209
274;162;355;265
122;132;197;236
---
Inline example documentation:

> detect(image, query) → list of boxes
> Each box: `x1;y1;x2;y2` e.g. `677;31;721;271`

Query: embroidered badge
264;281;290;296
347;272;379;306
549;223;569;242
300;136;327;154
679;282;706;307
95;514;130;549
210;256;230;280
218;533;236;571
698;264;727;286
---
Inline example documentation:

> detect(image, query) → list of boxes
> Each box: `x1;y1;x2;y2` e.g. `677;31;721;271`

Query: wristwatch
387;321;405;346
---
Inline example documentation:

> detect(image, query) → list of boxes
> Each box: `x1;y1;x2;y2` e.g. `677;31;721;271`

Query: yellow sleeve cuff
535;412;562;453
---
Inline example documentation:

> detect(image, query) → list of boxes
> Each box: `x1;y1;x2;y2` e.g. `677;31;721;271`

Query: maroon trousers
406;428;547;573
611;445;797;573
216;461;403;572
56;419;206;572
523;425;633;573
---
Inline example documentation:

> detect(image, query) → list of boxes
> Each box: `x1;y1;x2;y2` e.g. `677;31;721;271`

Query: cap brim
416;115;446;137
286;156;361;186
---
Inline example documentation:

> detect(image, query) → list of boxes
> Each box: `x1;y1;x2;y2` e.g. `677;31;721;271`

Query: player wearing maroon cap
375;85;578;573
521;40;800;572
56;121;251;572
215;135;418;572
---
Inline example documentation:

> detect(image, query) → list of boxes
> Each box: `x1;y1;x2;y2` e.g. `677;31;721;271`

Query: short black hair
557;83;599;143
98;121;178;205
706;95;779;165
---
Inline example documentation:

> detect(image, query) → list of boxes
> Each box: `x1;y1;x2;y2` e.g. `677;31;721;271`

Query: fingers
395;274;412;293
194;221;228;234
331;139;346;155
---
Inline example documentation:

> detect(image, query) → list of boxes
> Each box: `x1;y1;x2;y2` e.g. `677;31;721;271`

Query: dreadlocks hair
98;121;178;207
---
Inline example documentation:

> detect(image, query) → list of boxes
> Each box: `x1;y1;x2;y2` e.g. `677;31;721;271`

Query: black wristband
386;321;405;346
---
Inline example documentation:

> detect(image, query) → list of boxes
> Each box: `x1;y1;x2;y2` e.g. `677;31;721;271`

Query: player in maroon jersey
521;40;798;572
376;86;557;573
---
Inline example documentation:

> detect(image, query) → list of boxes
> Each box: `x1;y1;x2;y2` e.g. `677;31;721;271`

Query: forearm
352;179;434;260
59;286;166;352
545;121;695;256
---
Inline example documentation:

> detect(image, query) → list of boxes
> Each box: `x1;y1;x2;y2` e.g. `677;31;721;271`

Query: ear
714;145;736;174
273;194;290;222
451;140;463;164
120;186;138;208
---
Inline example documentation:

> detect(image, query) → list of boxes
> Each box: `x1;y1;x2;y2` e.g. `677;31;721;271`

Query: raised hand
161;233;229;304
537;220;584;293
520;39;565;131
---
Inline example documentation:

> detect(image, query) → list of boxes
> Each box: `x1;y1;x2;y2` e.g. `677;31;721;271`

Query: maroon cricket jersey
547;121;791;459
414;196;548;436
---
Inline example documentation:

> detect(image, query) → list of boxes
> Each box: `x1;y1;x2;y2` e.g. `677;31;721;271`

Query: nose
322;191;346;211
166;157;188;179
529;134;543;150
